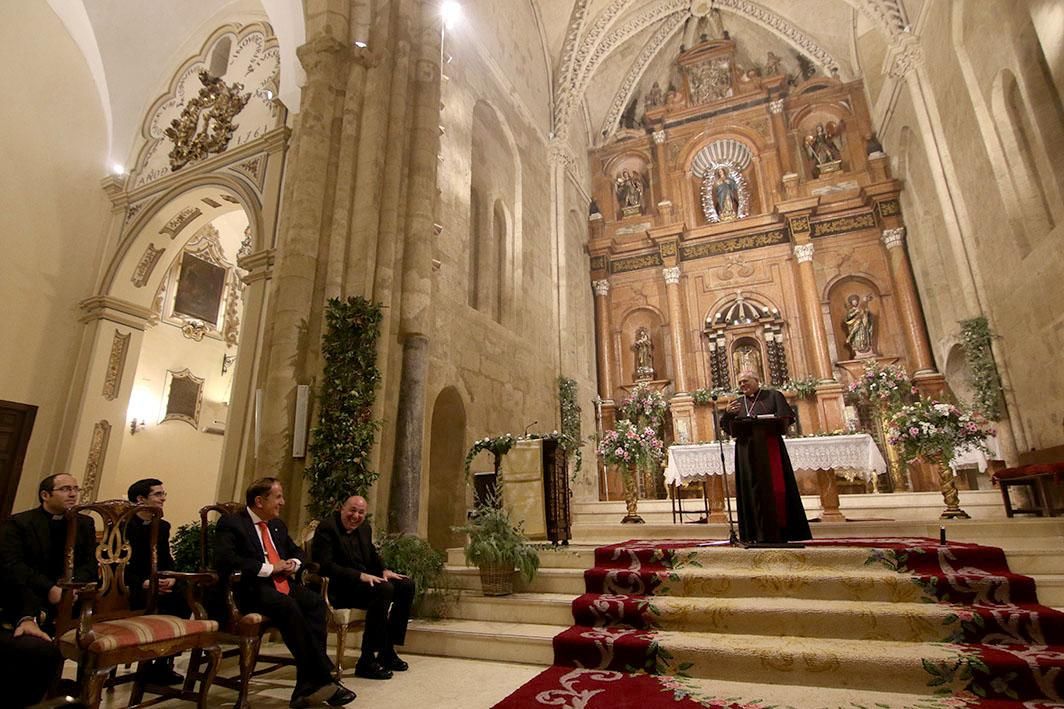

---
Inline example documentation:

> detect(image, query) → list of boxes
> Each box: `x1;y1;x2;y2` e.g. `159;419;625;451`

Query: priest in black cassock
720;371;812;544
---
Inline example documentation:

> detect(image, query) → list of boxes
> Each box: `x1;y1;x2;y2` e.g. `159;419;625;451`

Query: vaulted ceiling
45;0;913;164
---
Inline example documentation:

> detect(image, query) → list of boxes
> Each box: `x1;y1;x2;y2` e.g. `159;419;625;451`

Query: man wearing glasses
0;474;97;630
126;477;187;685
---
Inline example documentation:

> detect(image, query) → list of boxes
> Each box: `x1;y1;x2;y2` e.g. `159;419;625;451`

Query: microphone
710;392;719;401
524;420;538;436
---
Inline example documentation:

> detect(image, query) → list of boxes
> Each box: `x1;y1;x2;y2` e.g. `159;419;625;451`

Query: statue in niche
804;122;844;177
632;327;655;380
842;294;875;358
645;81;664;108
619;99;640;130
615;169;646;216
732;344;763;383
711;167;739;221
589;198;601;217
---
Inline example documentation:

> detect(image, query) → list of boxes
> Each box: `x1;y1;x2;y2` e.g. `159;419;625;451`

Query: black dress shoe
354;660;393;680
144;666;184;685
380;653;409;672
290;682;340;708
326;684;357;706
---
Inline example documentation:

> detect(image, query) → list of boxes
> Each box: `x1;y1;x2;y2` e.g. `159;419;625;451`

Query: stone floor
63;644;541;708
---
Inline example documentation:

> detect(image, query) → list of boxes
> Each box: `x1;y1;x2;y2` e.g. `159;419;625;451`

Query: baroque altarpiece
588;37;946;501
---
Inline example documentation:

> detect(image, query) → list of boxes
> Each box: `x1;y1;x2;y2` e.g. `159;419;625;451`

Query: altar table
664;434;887;522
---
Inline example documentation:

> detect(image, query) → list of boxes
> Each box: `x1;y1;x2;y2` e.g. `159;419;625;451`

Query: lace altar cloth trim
664;434;886;486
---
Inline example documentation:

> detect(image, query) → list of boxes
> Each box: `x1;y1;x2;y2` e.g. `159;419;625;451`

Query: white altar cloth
664;434;887;487
949;436;1000;474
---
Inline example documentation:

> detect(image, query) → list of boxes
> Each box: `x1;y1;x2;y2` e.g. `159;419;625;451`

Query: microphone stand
711;394;741;546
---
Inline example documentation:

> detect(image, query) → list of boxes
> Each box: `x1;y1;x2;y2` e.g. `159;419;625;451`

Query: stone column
662;266;689;393
592;279;615;400
390;0;442;534
880;227;936;374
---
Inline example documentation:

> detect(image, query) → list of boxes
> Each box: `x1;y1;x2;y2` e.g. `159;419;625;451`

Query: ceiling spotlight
111;163;125;175
441;0;463;30
354;40;367;48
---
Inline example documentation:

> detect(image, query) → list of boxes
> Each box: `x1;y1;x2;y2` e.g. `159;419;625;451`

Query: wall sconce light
130;418;146;435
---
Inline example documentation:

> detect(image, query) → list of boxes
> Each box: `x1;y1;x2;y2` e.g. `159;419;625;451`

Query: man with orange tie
215;477;356;708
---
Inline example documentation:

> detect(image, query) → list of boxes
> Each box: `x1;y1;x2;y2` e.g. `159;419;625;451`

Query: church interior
2;0;1063;706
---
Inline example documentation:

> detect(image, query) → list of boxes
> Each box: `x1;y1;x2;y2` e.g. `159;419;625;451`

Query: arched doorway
427;387;467;551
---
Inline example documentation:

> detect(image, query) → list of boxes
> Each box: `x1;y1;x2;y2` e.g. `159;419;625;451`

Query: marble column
390;0;442;534
662;266;689;393
592;279;615;400
880;227;936;374
791;242;832;381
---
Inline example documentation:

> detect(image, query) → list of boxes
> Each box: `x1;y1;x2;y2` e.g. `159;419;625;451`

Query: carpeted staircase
493;538;1064;708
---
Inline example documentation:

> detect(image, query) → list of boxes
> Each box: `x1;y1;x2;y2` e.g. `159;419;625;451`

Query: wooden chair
299;519;367;680
993;463;1064;517
55;500;220;709
186;502;298;709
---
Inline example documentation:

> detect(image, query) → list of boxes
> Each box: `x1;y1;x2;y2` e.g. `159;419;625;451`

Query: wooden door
0;400;37;521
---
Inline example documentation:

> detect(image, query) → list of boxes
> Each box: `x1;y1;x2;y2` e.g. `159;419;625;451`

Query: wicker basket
478;562;516;596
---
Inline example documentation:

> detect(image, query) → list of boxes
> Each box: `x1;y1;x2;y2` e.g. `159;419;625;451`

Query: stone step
443;591;574;626
1034;574;1064;608
402;618;558;666
444;564;587;596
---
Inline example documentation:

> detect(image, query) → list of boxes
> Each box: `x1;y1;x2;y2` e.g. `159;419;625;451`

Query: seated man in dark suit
126;477;188;685
0;473;97;631
0;585;65;707
312;495;415;680
214;477;355;708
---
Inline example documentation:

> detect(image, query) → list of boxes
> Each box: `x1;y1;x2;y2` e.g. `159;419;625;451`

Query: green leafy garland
305;296;383;519
692;387;732;406
463;433;517;478
558;376;583;477
959;317;1003;421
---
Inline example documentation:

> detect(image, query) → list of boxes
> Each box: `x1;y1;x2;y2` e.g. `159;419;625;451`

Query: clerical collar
40;506;64;521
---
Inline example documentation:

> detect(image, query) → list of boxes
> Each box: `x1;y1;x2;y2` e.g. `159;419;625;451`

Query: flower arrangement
780;376;818;400
463;433;516;478
463;431;578;479
596;420;665;472
887;399;994;465
619;383;669;425
847;360;916;412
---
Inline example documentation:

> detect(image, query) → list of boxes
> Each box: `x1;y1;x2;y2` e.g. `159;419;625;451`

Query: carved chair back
61;500;162;623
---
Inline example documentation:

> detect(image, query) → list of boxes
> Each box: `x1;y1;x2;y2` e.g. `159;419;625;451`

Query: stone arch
427;386;468;551
469;100;521;325
991;68;1055;240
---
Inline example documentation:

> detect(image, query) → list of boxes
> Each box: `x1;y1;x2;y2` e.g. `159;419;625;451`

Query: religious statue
804;121;843;177
764;51;782;76
645;81;664;108
711;167;739;221
732;344;763;383
842;294;875;358
865;131;885;156
615;169;646;216
632;327;655;380
588;198;601;217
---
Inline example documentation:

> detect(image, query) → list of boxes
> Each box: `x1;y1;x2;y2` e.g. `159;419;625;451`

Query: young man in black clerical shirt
126;477;188;685
0;473;97;630
312;495;415;681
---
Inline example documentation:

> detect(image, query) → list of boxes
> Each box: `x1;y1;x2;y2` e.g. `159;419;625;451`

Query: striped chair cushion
61;615;217;653
330;607;367;625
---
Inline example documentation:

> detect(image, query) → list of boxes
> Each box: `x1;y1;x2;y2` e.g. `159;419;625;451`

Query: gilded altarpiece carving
587;31;943;498
80;420;111;503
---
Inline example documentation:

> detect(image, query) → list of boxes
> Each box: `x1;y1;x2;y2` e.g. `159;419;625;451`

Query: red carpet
493;538;1064;707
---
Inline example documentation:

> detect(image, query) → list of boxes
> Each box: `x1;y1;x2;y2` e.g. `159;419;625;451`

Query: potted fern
454;492;540;596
